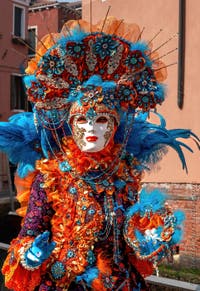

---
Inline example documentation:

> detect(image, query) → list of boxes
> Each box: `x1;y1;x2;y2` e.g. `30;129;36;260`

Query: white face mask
72;113;115;152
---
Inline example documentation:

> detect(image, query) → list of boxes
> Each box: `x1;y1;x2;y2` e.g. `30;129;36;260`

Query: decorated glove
124;189;185;263
24;231;56;269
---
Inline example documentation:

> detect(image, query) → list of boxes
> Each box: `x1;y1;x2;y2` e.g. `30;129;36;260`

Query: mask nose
87;121;95;133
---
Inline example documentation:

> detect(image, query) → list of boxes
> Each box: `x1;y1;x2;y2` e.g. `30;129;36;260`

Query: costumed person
0;17;199;291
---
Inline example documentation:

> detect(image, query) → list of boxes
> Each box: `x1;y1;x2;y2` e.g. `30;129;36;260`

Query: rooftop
29;0;81;10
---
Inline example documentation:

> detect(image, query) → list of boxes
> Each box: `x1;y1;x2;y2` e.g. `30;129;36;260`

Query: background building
0;0;81;197
0;0;31;121
28;0;81;55
0;0;31;200
82;0;200;268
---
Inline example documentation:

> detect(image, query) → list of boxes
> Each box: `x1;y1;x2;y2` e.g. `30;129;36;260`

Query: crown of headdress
24;17;167;120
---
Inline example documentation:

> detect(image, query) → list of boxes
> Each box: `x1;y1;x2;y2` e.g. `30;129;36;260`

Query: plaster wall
82;0;200;183
28;7;59;40
0;0;29;121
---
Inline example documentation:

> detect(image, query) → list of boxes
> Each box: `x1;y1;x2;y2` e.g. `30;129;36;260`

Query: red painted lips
86;136;98;142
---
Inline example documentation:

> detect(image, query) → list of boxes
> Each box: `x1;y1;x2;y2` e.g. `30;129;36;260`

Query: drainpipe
178;0;186;109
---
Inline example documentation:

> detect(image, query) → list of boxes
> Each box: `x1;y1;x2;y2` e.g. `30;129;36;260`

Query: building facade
82;0;200;268
0;0;31;122
0;0;31;197
0;0;81;195
28;0;81;58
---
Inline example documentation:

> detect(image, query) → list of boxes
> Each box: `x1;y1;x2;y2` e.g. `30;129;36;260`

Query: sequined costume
3;138;151;290
1;18;198;291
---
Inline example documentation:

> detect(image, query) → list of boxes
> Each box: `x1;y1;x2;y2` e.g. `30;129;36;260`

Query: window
13;4;25;38
10;74;27;111
14;0;31;5
28;26;37;56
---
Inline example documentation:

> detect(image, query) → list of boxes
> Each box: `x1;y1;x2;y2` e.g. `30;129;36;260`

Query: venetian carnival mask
71;112;116;152
24;18;167;158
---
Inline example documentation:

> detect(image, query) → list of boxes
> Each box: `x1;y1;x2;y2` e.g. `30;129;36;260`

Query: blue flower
59;161;72;172
68;77;81;92
125;50;145;70
88;208;96;215
134;69;160;110
29;81;47;100
135;69;157;94
118;85;135;102
41;50;64;76
93;35;119;59
66;42;84;58
50;261;65;280
137;93;155;110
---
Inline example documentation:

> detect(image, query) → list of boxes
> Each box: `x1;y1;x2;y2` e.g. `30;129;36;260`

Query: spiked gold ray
154;62;177;71
113;19;124;35
137;26;145;41
101;5;111;33
148;33;178;56
13;37;42;57
90;0;93;32
148;29;163;45
152;47;178;62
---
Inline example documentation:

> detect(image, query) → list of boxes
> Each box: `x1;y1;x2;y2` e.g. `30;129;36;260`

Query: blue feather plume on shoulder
0;112;42;177
115;111;199;172
0;110;199;178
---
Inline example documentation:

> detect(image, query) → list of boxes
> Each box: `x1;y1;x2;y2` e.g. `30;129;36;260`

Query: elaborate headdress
25;18;166;127
19;17;172;168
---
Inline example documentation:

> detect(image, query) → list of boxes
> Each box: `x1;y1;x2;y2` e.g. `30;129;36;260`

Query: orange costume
0;18;198;291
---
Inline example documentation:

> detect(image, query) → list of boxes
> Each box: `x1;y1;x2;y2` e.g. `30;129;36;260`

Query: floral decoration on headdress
24;18;167;117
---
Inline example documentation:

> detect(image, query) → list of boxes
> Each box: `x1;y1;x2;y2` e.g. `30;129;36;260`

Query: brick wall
143;182;200;268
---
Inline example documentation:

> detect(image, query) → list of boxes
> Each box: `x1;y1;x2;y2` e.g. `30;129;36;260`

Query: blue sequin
59;161;72;172
67;250;75;258
69;187;77;194
88;208;96;215
114;179;126;189
86;108;97;120
87;250;96;265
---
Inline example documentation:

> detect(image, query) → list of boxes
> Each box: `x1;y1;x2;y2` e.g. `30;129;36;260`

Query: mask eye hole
96;116;108;123
76;115;87;124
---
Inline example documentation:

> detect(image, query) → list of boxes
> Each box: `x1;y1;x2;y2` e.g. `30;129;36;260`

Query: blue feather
0;112;42;177
115;111;199;172
58;28;88;47
171;228;184;245
174;210;185;224
125;188;167;218
130;41;152;67
76;267;99;286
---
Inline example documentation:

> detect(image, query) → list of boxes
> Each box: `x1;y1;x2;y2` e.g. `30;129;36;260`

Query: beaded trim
19;242;41;271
